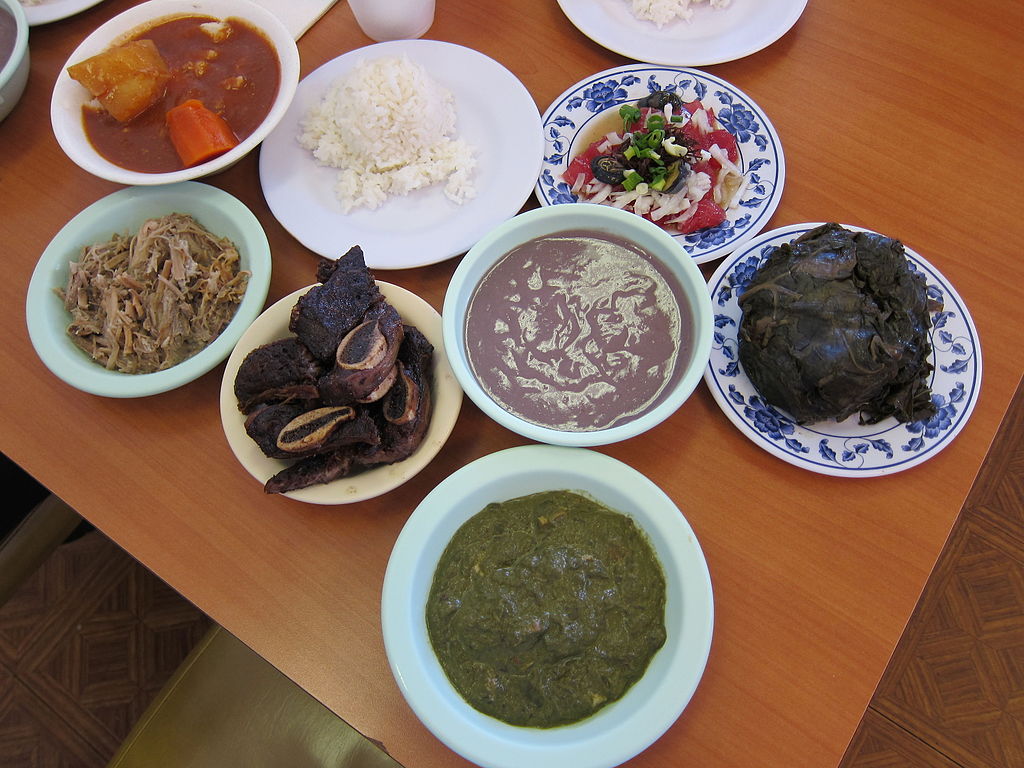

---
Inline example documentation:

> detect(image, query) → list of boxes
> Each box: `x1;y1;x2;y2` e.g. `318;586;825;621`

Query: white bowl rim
49;0;300;185
25;181;272;397
441;204;714;447
381;444;714;768
0;0;29;88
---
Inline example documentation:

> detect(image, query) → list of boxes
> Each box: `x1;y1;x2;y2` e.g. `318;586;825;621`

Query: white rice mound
629;0;731;27
298;55;477;213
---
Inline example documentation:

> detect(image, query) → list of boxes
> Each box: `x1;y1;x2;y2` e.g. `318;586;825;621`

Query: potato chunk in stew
67;39;170;123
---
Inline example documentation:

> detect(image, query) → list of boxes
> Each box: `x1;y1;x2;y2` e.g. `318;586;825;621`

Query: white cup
348;0;436;41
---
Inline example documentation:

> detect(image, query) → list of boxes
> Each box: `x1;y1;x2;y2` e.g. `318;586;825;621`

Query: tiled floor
0;375;1021;767
841;375;1024;768
0;462;210;766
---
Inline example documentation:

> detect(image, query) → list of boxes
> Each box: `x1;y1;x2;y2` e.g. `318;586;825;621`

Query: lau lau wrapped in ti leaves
737;223;940;425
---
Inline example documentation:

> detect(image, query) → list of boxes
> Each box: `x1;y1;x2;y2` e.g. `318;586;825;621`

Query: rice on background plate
298;55;477;213
629;0;731;27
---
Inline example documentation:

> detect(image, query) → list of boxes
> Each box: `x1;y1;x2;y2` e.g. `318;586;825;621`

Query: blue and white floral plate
535;64;784;265
704;223;982;477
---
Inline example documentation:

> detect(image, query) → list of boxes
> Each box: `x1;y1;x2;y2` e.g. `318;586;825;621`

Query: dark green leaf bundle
738;223;939;425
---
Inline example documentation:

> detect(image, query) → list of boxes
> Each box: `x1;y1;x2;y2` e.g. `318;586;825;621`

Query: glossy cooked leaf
737;223;938;425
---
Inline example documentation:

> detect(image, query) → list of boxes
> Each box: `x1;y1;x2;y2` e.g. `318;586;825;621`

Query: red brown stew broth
82;15;280;173
464;230;692;432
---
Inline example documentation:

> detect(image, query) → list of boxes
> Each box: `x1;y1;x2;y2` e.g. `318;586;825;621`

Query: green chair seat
108;625;402;768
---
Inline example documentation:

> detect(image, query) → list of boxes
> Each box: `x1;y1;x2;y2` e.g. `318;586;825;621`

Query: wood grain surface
2;1;1023;767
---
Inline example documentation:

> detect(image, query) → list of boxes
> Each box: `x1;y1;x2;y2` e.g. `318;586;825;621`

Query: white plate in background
22;0;105;26
259;39;544;269
556;0;807;66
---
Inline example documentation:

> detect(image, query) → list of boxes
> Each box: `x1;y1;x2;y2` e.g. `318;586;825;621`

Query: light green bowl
26;182;272;397
0;0;29;123
442;204;714;447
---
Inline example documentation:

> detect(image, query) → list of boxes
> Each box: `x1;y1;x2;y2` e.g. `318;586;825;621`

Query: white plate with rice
556;0;807;66
258;40;544;270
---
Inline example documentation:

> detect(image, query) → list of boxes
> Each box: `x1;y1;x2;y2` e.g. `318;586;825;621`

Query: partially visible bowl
26;181;272;397
382;444;714;768
442;204;714;447
50;0;300;185
0;0;29;122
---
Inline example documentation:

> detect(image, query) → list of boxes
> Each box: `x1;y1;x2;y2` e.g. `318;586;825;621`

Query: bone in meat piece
259;328;433;493
245;402;380;460
357;326;435;468
318;299;405;404
288;246;380;362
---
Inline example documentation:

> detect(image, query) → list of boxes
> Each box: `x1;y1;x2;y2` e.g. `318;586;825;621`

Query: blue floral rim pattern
703;223;983;477
535;64;785;265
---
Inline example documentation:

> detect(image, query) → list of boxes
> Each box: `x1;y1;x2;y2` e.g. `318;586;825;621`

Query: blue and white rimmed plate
556;0;807;67
703;223;982;477
536;64;784;265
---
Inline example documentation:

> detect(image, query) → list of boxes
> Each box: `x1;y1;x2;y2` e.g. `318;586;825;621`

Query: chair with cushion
0;494;83;606
1;492;395;767
107;618;402;768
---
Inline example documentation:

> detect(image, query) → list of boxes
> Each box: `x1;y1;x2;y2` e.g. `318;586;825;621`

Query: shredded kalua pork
58;213;249;374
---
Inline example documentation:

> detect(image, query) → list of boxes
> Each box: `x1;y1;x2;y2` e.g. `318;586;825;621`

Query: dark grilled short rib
233;337;323;413
358;326;435;468
288;246;381;362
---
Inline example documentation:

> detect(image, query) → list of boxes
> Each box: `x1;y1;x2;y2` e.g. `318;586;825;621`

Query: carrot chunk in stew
166;99;239;167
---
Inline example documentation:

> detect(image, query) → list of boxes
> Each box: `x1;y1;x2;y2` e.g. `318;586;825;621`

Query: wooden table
3;1;1023;765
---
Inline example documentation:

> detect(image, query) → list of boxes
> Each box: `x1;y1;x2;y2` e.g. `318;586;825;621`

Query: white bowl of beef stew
50;0;299;185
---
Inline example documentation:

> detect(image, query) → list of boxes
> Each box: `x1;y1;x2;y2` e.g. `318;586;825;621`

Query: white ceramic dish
442;204;713;447
21;0;105;26
704;223;983;476
0;0;29;122
536;63;784;265
219;281;463;503
556;0;807;66
50;0;300;185
26;182;272;398
258;39;544;269
382;444;714;768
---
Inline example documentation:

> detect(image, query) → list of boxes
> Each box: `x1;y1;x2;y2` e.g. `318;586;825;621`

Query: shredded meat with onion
57;213;250;374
